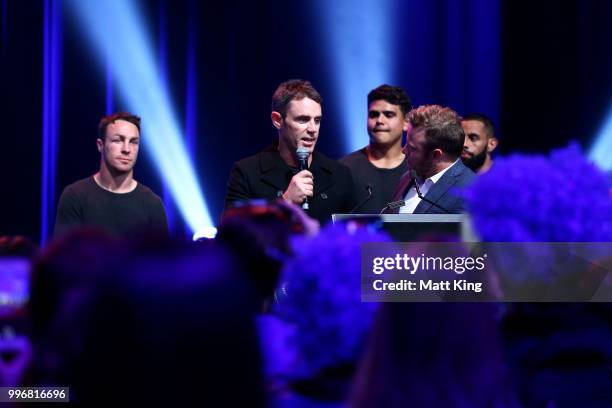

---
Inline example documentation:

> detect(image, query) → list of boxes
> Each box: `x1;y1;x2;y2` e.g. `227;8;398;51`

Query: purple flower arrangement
274;223;390;377
465;143;612;242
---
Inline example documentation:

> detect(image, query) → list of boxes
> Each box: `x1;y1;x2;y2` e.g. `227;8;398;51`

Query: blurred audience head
218;199;318;308
31;227;265;405
351;303;520;408
70;242;264;405
29;227;124;386
0;236;38;259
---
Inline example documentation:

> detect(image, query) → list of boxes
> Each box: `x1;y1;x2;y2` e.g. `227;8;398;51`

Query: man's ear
487;137;498;154
430;148;443;161
271;111;283;130
96;138;104;154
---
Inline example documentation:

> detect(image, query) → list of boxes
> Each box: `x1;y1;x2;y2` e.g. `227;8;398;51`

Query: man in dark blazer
224;79;355;224
390;105;475;214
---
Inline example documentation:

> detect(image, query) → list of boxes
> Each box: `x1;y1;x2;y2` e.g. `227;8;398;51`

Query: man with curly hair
391;105;475;214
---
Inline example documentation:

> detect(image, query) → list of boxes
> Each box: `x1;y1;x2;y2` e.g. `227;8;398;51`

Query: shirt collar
419;159;459;186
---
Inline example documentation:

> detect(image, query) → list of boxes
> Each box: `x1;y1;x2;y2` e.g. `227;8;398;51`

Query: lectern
331;213;469;241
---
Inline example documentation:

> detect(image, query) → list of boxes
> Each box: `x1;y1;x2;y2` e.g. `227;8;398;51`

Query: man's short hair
98;112;141;140
271;79;322;118
367;85;412;115
408;105;464;158
462;113;496;139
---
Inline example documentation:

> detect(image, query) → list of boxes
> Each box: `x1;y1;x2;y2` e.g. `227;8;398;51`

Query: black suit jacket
390;160;475;214
224;143;356;224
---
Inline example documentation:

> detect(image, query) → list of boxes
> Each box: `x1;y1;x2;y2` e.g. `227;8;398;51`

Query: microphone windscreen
296;147;310;161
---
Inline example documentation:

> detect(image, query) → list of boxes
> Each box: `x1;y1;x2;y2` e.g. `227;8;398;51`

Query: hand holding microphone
282;147;313;209
282;170;313;206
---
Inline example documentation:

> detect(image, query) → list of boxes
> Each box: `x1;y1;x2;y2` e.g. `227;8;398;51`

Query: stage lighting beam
67;0;214;233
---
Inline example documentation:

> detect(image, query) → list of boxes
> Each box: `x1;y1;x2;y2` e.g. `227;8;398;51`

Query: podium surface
332;213;467;241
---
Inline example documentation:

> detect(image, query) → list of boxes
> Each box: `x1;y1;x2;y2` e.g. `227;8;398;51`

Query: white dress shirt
399;160;458;213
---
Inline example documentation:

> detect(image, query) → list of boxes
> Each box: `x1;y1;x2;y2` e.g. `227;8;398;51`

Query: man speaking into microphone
224;79;355;224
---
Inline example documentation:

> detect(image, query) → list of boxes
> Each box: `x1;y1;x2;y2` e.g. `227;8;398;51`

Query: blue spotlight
156;1;178;234
315;0;394;153
41;0;62;245
67;0;214;233
105;57;113;114
589;104;612;171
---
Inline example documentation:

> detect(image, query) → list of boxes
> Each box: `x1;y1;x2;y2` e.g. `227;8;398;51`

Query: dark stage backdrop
1;0;611;242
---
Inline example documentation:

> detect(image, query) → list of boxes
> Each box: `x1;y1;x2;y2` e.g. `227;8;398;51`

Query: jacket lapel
414;161;461;213
259;147;292;191
393;171;414;201
311;153;335;197
389;171;414;213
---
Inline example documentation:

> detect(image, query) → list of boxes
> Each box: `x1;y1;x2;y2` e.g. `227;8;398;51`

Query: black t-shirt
340;148;408;214
54;176;169;238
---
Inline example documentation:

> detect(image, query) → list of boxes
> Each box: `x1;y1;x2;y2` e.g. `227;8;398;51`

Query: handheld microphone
350;184;373;213
296;147;310;210
410;170;451;213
